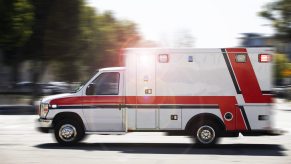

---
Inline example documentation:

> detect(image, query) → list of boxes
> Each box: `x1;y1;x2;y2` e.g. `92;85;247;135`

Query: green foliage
0;0;34;83
0;0;34;49
260;0;291;41
32;1;140;82
0;0;141;82
26;0;83;82
274;53;290;79
27;0;81;61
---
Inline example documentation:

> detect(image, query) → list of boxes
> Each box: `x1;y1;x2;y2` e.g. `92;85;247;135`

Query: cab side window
86;72;120;95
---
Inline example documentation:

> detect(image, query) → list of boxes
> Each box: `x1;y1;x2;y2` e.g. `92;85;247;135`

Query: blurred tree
274;53;289;84
26;0;82;83
260;0;291;42
73;6;140;80
0;0;34;84
95;12;140;68
0;0;141;86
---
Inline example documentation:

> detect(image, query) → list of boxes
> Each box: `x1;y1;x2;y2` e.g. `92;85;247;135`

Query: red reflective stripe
226;48;272;103
50;97;82;105
126;96;231;104
51;96;237;105
50;96;123;105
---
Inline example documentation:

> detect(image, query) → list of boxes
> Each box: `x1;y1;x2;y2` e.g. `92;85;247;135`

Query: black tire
191;121;220;145
54;119;85;145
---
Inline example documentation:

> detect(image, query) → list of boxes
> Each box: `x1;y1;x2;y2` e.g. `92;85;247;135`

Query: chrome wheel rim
59;124;77;142
196;125;215;144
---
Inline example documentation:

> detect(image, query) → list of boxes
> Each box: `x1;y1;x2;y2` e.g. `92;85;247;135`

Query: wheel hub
59;124;77;142
201;129;211;139
196;125;215;144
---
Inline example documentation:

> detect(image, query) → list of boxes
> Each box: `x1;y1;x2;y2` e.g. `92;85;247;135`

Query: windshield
73;70;99;93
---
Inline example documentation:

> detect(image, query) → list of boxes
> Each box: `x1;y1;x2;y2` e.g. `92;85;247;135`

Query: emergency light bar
258;54;271;63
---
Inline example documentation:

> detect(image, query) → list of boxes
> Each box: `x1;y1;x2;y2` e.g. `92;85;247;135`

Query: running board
86;131;126;135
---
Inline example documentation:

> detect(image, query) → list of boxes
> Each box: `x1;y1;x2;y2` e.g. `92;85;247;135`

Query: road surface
0;106;290;164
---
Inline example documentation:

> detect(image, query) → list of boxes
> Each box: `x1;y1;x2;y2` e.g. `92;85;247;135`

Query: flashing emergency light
258;54;272;63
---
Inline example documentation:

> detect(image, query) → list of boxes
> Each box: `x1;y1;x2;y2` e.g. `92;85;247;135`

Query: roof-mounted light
259;54;272;63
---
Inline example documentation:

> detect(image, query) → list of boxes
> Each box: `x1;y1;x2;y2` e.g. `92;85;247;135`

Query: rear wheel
54;119;85;145
191;121;220;145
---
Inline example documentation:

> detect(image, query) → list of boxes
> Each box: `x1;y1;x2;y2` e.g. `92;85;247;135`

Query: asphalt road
0;107;291;164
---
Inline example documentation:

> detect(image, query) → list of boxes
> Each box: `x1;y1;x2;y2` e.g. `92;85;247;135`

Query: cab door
83;71;125;132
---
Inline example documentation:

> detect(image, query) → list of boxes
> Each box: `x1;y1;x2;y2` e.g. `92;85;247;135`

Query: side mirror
86;83;96;95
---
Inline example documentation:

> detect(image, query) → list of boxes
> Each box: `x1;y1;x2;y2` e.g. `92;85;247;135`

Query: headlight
39;103;49;118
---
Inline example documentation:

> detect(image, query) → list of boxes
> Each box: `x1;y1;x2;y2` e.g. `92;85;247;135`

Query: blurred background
0;0;290;106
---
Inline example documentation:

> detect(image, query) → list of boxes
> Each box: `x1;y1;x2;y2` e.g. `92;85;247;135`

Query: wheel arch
52;112;85;131
185;113;226;134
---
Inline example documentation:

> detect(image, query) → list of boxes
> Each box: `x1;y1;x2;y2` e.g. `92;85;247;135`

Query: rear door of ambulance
223;48;273;131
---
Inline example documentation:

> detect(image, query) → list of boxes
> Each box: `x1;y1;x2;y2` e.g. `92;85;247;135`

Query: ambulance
37;48;277;145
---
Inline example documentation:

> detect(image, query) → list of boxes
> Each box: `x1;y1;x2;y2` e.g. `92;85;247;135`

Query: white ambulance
37;48;277;145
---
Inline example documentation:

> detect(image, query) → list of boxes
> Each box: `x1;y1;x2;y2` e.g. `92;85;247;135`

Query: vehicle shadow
34;143;287;156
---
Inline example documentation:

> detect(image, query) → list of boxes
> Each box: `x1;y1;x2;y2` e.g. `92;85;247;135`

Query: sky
86;0;275;48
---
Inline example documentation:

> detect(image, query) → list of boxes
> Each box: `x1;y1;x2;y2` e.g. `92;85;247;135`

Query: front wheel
54;119;85;145
192;122;220;145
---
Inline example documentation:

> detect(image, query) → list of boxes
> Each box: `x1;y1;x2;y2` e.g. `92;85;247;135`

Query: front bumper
37;118;53;133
